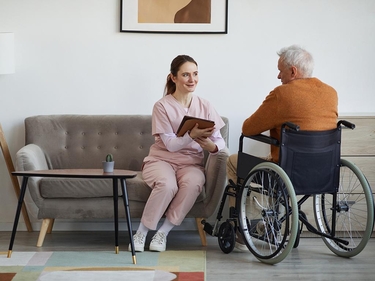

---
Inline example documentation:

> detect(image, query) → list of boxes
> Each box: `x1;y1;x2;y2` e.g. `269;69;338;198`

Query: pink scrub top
144;94;225;166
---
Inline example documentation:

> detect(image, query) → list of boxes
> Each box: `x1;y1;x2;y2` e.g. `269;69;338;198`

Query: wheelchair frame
202;120;374;264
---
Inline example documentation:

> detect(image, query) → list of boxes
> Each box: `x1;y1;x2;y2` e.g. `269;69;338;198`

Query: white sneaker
235;231;249;252
235;241;249;252
149;231;167;252
128;231;146;252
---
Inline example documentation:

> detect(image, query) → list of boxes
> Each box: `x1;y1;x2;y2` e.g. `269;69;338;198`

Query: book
176;115;215;137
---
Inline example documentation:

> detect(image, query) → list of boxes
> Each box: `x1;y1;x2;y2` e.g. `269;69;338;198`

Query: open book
176;115;215;137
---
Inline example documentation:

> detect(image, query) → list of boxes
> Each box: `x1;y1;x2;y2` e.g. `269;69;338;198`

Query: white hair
277;45;314;78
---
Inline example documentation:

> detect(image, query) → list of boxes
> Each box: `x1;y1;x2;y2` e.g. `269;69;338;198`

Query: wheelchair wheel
314;158;374;257
237;162;299;264
218;221;236;254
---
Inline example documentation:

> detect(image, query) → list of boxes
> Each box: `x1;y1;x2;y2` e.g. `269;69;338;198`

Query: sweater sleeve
242;90;279;135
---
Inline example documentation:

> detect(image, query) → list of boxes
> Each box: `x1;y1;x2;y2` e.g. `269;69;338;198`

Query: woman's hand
189;123;218;152
189;123;214;139
194;136;217;152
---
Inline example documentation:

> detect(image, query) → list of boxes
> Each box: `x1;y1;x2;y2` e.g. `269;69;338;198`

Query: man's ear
291;66;298;78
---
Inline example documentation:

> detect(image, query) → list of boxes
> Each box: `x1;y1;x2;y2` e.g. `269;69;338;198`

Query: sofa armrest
16;144;49;171
15;144;49;207
203;147;230;216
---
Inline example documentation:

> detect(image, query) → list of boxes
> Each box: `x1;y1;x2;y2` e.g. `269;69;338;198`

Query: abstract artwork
121;0;228;34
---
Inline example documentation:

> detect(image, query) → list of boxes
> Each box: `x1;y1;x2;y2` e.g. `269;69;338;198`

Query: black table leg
8;176;29;258
112;178;119;254
121;178;136;264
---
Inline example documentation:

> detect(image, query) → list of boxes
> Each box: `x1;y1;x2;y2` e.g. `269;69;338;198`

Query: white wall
1;0;374;231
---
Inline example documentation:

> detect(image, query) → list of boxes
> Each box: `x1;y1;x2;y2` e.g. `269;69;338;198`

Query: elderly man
228;45;338;250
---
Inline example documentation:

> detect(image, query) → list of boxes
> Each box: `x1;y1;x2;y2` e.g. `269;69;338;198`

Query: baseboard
0;218;198;232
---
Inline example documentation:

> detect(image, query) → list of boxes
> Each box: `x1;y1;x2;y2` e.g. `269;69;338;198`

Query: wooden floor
1;230;374;280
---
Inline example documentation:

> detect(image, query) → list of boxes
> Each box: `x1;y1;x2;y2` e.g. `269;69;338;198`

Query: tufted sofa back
24;115;229;171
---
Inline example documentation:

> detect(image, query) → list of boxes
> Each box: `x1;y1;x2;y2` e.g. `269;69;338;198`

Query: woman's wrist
210;145;218;153
188;131;196;140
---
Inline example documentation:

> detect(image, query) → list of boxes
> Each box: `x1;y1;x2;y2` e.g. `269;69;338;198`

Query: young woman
129;55;226;252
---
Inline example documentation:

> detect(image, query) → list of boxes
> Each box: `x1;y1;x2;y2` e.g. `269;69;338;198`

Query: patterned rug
0;250;205;281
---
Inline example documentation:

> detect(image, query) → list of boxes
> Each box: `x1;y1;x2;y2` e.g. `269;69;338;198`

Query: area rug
0;250;205;281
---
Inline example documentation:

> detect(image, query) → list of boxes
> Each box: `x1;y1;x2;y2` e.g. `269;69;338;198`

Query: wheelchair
202;120;374;264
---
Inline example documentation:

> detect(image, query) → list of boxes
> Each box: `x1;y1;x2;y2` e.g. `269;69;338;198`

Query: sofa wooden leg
195;217;207;246
37;218;52;247
47;218;55;234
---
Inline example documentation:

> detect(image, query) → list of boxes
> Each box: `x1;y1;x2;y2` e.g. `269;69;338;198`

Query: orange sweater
242;78;338;163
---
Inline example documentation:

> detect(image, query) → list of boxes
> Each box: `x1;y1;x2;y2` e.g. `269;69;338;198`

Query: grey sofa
15;115;229;247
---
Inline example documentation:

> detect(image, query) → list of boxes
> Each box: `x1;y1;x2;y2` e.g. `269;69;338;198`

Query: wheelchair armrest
338;120;355;130
241;133;279;146
282;122;300;131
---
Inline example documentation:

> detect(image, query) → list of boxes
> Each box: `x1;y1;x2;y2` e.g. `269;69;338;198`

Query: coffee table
8;169;138;264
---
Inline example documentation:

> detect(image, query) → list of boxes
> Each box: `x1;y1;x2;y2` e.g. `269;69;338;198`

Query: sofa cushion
39;172;206;203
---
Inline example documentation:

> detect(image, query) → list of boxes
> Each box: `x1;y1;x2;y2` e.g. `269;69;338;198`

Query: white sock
137;222;149;237
157;218;175;236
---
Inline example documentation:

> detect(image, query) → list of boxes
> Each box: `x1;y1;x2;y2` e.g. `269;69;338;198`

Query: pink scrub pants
141;160;205;230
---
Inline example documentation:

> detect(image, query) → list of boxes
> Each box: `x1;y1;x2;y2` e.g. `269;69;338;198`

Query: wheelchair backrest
279;127;341;195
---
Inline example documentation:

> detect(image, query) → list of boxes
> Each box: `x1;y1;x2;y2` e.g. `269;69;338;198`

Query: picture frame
120;0;228;34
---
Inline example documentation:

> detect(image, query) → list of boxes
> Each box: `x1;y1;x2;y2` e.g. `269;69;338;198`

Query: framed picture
120;0;228;34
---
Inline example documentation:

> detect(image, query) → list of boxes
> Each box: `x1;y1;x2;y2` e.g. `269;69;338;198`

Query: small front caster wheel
218;221;235;254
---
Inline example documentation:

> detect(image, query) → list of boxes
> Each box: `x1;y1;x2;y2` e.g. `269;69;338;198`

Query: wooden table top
12;169;137;179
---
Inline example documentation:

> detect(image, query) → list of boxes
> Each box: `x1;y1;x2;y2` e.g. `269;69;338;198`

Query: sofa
15;115;230;247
